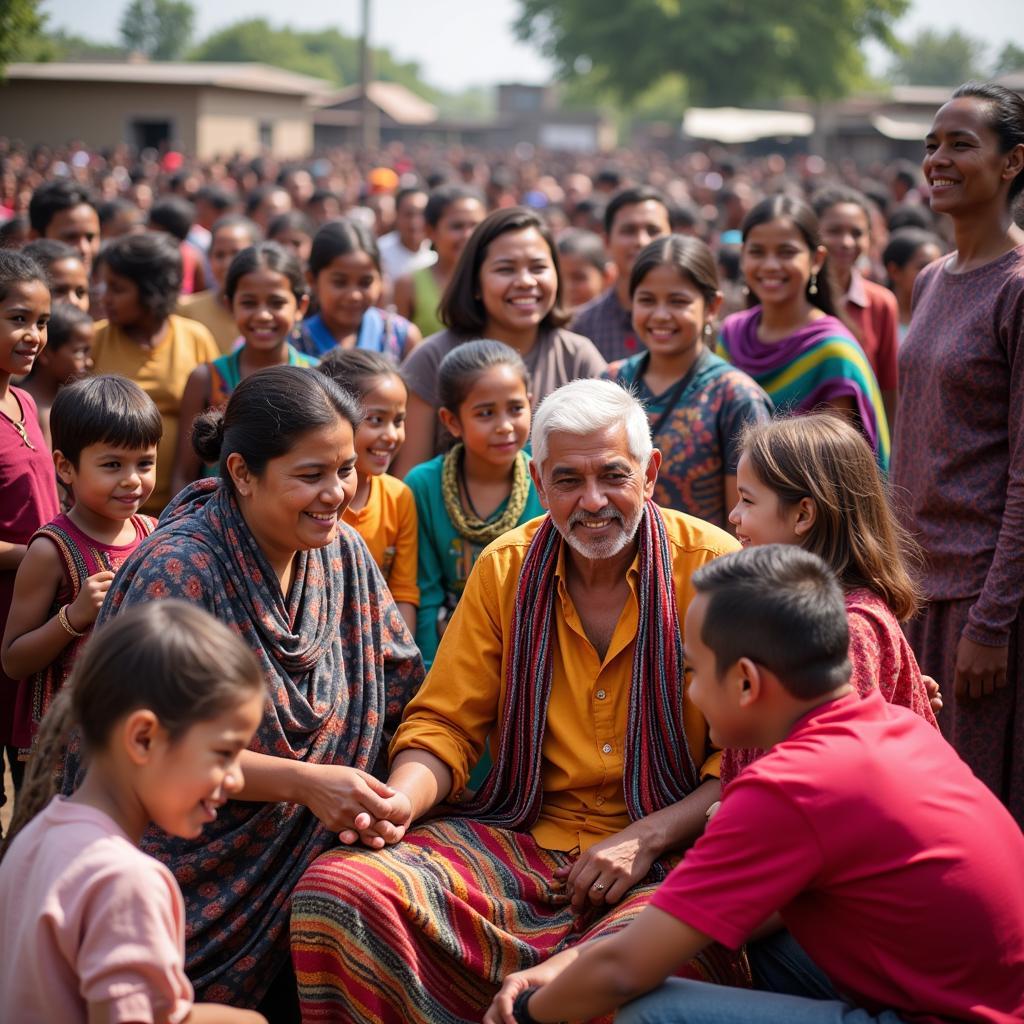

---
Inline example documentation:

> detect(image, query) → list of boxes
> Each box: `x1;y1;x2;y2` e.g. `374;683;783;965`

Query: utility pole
360;0;379;152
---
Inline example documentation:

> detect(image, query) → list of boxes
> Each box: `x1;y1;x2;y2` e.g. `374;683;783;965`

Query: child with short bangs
2;375;161;754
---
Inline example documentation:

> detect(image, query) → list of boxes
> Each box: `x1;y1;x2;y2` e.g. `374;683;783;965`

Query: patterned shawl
455;500;700;839
718;307;890;470
63;478;423;1007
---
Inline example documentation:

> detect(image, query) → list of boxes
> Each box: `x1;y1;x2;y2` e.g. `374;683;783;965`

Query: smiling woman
60;365;424;1015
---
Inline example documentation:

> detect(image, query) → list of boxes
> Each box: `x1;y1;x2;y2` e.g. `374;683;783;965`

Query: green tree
514;0;908;106
889;29;986;86
993;42;1024;77
0;0;47;75
119;0;194;60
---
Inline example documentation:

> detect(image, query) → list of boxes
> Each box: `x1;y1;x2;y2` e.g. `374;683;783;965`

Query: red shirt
844;272;899;393
653;690;1024;1023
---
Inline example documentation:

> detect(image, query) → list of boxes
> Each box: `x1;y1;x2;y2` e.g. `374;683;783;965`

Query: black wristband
512;986;541;1024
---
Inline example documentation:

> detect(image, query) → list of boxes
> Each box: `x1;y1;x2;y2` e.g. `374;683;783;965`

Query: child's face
44;202;100;273
99;266;146;328
741;218;825;310
887;243;942;298
39;323;93;384
443;365;531;470
729;454;804;548
354;375;407;477
430;198;485;266
231;268;307;352
313;251;383;335
48;257;90;312
632;264;715;358
819;203;870;279
559;252;606;310
57;442;157;522
478;228;558;338
141;690;264;839
272;228;313;270
0;279;50;377
210;225;256;291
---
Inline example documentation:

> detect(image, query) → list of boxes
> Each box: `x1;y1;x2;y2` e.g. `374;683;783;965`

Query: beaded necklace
440;442;531;544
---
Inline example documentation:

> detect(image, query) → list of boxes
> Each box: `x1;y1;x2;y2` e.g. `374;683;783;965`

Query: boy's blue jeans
616;931;904;1024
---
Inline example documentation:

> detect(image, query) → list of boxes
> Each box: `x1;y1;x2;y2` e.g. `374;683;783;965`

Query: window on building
259;121;274;149
131;120;172;151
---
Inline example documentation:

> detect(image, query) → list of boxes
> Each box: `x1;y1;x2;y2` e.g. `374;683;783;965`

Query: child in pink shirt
0;601;268;1024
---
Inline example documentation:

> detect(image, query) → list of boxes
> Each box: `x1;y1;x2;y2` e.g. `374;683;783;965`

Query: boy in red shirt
485;545;1024;1024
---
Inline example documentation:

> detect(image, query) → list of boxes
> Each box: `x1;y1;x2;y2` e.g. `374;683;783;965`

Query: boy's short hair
21;239;80;271
603;186;669;236
28;181;97;235
50;375;163;467
692;545;851;699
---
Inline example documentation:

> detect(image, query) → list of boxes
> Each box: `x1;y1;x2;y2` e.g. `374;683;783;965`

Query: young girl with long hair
722;413;940;787
718;195;889;470
318;349;419;635
0;601;267;1023
605;235;772;529
172;242;317;495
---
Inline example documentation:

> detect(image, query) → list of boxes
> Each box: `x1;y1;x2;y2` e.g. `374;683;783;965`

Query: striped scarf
455;499;700;830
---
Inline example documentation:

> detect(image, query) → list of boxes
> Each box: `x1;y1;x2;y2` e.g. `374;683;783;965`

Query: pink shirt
0;798;193;1023
653;690;1024;1023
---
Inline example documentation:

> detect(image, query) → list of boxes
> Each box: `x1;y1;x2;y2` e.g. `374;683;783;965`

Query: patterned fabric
20;513;156;753
905;597;1024;827
61;479;424;1007
605;349;773;528
720;589;939;788
718;307;889;471
570;287;642;363
453;501;700;833
295;307;410;361
291;818;751;1023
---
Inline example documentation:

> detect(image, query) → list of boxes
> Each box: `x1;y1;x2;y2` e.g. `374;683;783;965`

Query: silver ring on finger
592;881;606;892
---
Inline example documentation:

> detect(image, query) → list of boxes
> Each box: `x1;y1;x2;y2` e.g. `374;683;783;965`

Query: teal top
404;453;545;668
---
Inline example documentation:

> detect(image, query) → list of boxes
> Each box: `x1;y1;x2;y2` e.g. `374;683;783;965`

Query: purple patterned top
891;246;1024;644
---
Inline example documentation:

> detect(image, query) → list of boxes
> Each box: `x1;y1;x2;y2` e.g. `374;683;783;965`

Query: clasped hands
303;765;413;849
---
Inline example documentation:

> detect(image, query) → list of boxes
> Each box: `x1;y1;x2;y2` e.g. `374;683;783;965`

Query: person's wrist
512;987;541;1024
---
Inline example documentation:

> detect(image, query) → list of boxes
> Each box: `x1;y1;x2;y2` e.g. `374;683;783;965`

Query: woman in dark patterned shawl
63;366;423;1013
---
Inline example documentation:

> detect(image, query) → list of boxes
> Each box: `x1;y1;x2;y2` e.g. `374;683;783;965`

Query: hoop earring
808;273;818;296
703;322;714;338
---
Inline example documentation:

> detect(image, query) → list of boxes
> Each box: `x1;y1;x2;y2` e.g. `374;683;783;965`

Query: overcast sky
41;0;1024;92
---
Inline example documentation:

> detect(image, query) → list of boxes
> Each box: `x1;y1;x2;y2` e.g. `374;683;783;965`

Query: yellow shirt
176;290;239;354
91;315;219;515
391;508;739;852
342;473;420;606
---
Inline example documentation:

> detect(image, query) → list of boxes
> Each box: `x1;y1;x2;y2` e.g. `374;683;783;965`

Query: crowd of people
0;77;1022;1024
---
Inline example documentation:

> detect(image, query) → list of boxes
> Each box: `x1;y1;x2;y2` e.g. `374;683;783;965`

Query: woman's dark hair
692;544;851;700
951;81;1024;203
886;204;934;232
810;185;874;231
741;195;837;317
148;197;195;242
882;228;943;273
0;248;48;302
318;348;406;404
51;375;162;467
439;207;570;336
556;228;607;273
308;218;380;277
424;184;484;229
42;301;93;355
21;239;80;273
267;210;315;241
629;234;720;305
223;242;307;303
438;338;530;413
96;232;182;321
192;365;360;482
1;601;265;861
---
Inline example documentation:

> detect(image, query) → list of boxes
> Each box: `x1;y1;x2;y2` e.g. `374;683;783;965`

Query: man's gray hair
531;378;653;469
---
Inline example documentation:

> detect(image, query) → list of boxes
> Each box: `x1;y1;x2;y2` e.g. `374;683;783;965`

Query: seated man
290;379;746;1022
485;546;1024;1024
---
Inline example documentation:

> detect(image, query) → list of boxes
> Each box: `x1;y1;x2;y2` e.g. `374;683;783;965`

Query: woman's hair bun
191;408;226;463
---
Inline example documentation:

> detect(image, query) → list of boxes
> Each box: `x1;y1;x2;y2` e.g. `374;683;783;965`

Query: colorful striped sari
718;307;890;470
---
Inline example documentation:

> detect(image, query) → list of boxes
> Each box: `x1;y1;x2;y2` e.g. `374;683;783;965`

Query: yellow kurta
342;473;420;606
391;508;739;852
91;315;219;515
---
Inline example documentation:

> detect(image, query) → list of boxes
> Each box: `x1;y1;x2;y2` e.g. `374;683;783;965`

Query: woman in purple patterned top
891;82;1024;825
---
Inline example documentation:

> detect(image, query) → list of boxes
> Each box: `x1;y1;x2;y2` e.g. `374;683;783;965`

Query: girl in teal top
404;340;543;670
172;242;317;493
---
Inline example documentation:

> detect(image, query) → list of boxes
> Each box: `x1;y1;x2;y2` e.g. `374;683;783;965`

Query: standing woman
892;81;1024;826
62;366;424;1016
718;195;889;471
392;207;607;477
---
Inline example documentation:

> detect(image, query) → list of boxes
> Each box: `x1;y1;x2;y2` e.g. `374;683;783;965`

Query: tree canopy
119;0;194;60
0;0;47;76
889;28;986;86
514;0;909;106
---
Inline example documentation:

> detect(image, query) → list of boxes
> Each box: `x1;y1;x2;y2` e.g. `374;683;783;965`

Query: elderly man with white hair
290;379;747;1023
